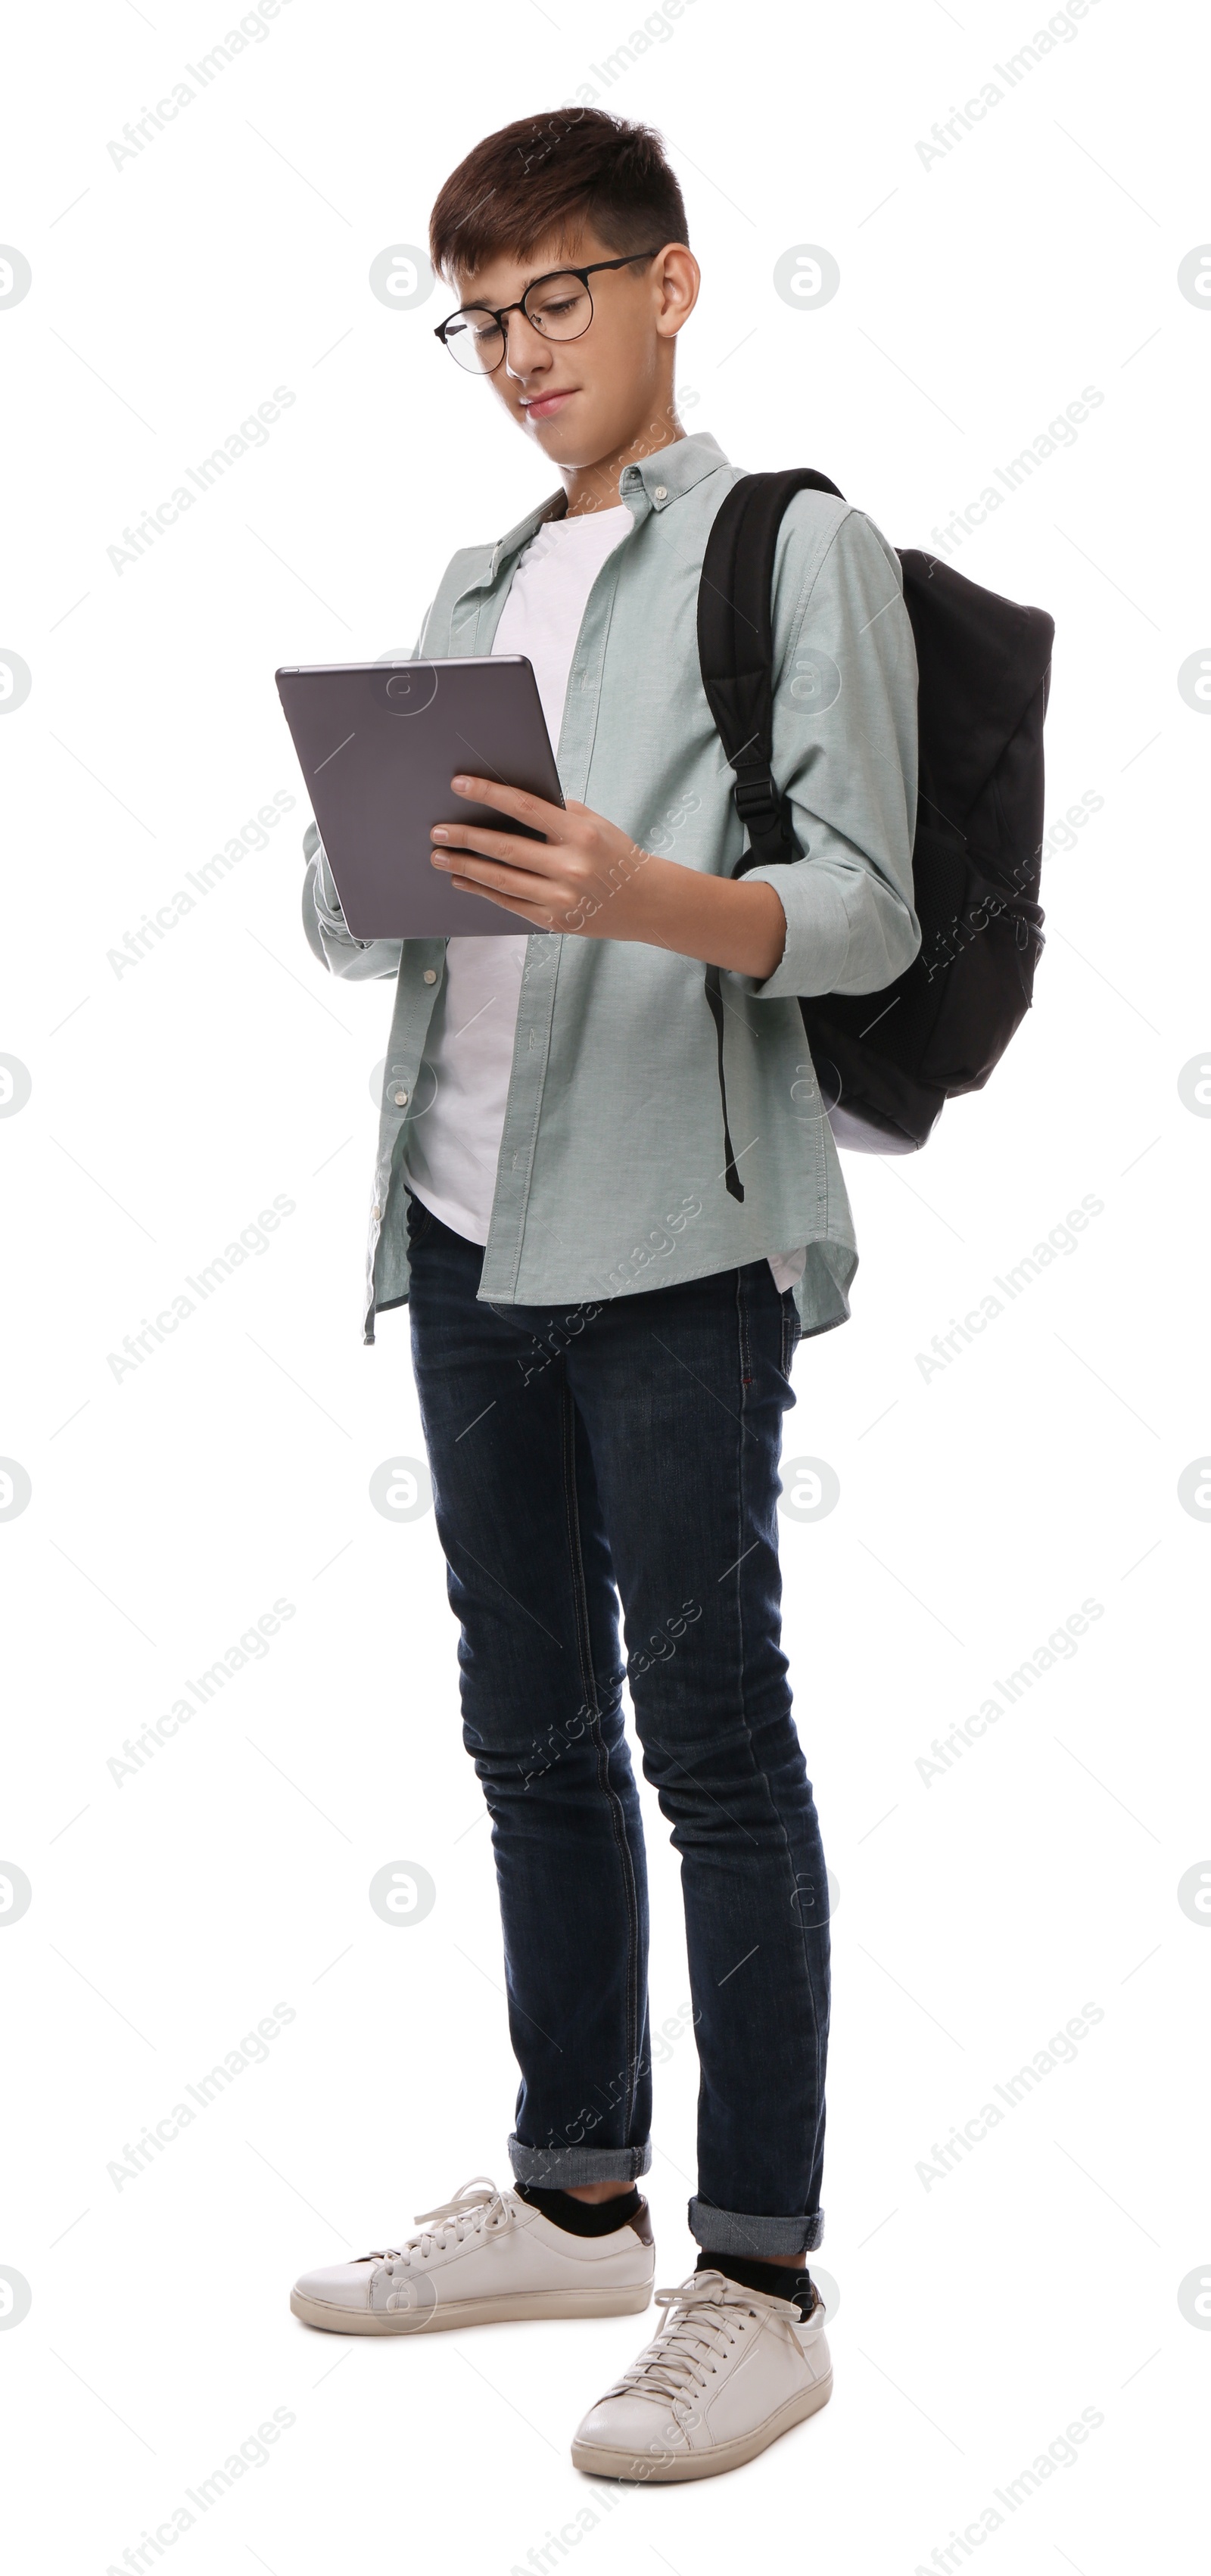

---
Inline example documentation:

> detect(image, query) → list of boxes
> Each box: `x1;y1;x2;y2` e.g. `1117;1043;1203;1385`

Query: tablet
275;657;565;939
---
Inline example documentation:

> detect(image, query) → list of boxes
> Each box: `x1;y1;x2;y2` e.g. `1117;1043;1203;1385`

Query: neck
562;416;686;517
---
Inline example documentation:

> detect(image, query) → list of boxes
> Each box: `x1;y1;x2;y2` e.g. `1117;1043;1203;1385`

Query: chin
526;425;585;467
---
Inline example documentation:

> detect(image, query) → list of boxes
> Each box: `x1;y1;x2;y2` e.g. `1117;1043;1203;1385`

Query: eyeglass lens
445;272;593;372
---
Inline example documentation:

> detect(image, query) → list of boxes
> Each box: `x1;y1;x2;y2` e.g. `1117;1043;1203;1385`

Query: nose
503;306;553;381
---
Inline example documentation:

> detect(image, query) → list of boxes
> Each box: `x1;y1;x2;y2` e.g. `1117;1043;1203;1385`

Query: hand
431;774;659;940
430;775;787;978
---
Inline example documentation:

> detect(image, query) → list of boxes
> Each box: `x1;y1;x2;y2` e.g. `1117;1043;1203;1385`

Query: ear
652;243;701;339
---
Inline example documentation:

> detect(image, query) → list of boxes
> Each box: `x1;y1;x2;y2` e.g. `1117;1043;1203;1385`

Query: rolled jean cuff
689;2198;824;2258
509;2132;652;2189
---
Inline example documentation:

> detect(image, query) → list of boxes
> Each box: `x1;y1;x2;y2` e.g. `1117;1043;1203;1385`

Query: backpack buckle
732;772;799;871
732;773;780;826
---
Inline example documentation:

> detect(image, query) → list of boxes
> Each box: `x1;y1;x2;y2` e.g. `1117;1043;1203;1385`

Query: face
445;229;699;473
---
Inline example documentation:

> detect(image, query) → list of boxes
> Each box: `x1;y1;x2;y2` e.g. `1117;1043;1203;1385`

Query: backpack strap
703;961;745;1199
696;468;845;1199
697;468;845;878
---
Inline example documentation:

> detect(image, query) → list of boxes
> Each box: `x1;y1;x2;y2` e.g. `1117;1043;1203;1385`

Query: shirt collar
482;430;732;583
617;429;731;513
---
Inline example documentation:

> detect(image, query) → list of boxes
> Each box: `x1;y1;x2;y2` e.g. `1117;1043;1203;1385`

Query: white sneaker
290;2176;655;2336
571;2268;832;2481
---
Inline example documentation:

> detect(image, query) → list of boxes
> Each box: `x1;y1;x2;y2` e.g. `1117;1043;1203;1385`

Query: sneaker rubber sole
570;2368;833;2481
291;2279;654;2335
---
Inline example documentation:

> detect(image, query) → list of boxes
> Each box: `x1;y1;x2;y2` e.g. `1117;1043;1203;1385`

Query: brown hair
428;108;689;284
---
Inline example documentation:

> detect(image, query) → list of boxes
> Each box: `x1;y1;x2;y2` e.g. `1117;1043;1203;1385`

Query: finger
438;845;571;900
432;824;564;874
448;860;600;929
449;873;556;926
449;773;567;835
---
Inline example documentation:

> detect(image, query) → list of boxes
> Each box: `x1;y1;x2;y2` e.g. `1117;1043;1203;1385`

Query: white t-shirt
403;502;805;1296
403;506;631;1245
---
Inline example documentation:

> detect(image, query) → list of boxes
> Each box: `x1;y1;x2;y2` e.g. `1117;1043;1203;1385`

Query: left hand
430;774;663;941
429;774;789;980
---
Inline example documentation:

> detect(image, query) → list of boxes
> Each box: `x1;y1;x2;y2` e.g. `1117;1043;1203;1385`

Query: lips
523;390;574;421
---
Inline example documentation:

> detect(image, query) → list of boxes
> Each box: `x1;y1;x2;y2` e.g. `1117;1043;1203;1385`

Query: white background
2;2;1209;2568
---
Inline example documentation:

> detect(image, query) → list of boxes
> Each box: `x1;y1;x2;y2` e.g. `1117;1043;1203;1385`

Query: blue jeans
406;1199;830;2257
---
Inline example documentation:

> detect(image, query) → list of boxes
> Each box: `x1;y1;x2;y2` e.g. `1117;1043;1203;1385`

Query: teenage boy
290;110;919;2481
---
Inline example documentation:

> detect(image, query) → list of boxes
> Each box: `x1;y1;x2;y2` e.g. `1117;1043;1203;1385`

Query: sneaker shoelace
602;2270;802;2410
359;2176;513;2277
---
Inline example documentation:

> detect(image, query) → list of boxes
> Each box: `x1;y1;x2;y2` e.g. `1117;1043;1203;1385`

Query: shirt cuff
315;841;353;934
730;863;852;1000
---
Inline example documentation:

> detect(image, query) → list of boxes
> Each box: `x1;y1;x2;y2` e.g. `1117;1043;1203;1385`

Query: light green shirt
304;431;920;1341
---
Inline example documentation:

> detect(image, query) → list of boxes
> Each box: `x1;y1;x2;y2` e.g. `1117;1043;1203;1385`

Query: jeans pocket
780;1291;802;1378
406;1191;435;1246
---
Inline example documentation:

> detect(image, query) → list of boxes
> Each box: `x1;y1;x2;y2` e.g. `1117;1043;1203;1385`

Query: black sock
515;2182;643;2238
696;2249;819;2319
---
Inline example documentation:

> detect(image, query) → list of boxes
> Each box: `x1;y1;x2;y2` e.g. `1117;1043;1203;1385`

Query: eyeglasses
434;250;662;375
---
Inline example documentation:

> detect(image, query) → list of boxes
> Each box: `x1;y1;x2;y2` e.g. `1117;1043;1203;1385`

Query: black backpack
696;468;1054;1181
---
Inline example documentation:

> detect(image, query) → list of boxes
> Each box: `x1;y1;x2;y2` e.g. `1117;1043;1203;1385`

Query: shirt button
393;1087;408;1106
653;485;668;500
423;968;437;984
372;1204;381;1221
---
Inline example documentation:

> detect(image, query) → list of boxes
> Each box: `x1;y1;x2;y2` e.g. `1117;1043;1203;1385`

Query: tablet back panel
275;658;565;938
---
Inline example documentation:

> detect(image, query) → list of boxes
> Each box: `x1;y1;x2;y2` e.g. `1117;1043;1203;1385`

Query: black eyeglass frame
434;250;664;372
